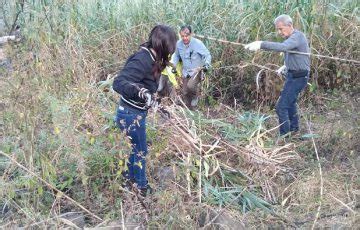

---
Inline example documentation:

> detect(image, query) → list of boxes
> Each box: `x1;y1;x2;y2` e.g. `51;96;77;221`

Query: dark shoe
138;185;153;197
122;179;134;191
290;131;304;141
276;137;288;146
276;133;291;145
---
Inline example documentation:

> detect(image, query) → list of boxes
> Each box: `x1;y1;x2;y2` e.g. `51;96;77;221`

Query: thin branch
0;151;103;222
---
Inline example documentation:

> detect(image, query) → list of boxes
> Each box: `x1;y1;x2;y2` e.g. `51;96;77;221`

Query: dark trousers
276;71;308;136
182;72;202;108
157;74;177;101
115;105;148;188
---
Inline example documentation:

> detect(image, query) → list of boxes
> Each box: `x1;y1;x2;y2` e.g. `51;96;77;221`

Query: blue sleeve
198;41;211;66
171;46;180;66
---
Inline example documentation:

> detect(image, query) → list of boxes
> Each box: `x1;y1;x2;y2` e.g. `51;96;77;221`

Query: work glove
202;64;210;73
138;88;156;108
276;65;287;76
244;41;263;51
171;67;177;74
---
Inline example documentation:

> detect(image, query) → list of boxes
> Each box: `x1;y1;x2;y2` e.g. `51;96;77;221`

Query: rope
194;34;360;64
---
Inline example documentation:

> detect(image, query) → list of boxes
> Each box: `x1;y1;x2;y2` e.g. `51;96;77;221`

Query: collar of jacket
140;46;156;62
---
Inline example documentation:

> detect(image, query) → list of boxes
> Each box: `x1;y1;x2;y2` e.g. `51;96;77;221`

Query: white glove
138;88;155;107
244;41;262;51
276;65;287;76
144;92;155;108
138;88;152;106
138;88;149;99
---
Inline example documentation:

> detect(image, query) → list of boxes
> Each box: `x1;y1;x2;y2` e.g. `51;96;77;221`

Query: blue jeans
115;105;148;188
276;71;308;136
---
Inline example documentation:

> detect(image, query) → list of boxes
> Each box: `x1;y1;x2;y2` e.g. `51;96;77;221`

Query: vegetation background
0;0;359;228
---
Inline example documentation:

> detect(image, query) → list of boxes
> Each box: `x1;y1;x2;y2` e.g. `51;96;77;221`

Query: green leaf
301;133;320;139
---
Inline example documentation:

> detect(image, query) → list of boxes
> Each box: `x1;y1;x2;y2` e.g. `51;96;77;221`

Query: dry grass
0;0;359;228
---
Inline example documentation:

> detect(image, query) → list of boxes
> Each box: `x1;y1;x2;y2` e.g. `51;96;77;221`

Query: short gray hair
274;14;293;26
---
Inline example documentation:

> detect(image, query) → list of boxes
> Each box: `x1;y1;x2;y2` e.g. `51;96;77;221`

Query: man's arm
261;34;299;52
171;45;181;66
198;41;212;66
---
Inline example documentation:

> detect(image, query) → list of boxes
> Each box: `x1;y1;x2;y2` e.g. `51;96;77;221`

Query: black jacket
113;47;157;110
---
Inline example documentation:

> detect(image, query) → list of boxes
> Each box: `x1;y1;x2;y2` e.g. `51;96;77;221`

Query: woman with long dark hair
113;25;177;197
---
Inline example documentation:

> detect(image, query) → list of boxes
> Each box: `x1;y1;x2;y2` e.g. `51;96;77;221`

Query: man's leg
187;72;201;108
157;74;167;95
288;77;308;132
182;77;192;107
276;100;290;136
288;108;299;132
169;83;178;102
276;78;293;136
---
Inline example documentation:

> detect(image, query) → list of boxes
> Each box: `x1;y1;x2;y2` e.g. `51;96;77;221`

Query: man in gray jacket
245;14;310;139
172;25;211;110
